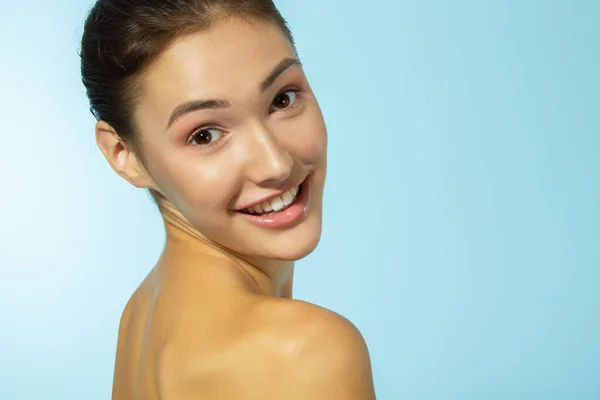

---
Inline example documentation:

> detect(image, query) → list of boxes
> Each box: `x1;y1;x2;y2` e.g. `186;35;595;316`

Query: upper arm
275;308;377;400
161;300;377;399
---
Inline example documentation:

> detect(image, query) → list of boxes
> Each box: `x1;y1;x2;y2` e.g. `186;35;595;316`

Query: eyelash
187;86;303;151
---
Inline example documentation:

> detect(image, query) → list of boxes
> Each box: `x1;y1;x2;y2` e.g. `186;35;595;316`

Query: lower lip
237;182;310;229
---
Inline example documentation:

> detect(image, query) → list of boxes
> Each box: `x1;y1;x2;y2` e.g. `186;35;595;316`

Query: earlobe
95;120;155;189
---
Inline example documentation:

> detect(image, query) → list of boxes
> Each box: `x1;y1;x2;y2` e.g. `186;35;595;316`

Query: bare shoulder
159;297;376;399
112;271;159;400
252;299;377;399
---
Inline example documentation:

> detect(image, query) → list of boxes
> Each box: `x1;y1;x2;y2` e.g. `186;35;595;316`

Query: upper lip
235;178;305;211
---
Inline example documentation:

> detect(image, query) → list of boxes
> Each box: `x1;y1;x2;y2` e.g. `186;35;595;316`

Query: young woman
80;1;376;398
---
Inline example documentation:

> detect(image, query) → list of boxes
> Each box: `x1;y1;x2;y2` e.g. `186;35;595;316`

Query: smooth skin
96;17;376;399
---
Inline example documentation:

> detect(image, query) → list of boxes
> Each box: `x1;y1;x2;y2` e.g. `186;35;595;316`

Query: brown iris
193;130;212;145
273;92;292;109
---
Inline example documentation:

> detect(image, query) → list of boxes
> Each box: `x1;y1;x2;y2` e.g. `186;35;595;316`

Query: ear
95;120;156;189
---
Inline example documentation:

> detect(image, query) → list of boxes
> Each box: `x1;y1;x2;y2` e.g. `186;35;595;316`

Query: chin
240;216;323;262
272;227;322;261
225;175;325;262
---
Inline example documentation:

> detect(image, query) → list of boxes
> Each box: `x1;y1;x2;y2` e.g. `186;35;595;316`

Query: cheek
281;106;328;163
148;148;241;216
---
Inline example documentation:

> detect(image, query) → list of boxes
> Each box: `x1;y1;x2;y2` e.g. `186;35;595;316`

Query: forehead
140;18;295;106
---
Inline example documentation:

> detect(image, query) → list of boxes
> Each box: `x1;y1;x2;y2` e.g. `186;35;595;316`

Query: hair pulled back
80;0;295;151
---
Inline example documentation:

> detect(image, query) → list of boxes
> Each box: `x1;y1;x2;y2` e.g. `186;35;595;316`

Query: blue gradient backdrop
1;0;598;398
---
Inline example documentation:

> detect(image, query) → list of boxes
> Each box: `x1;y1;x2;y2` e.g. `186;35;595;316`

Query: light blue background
1;0;598;398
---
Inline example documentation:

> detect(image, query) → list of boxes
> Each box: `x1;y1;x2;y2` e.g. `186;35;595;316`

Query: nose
243;123;293;187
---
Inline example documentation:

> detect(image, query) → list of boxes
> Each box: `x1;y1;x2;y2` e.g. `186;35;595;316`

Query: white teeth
242;185;300;215
282;191;294;206
270;196;284;211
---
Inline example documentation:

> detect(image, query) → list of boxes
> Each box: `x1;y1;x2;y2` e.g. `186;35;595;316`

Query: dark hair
80;0;295;153
80;0;296;210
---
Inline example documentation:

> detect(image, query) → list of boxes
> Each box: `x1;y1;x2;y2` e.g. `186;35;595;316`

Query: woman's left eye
270;89;298;112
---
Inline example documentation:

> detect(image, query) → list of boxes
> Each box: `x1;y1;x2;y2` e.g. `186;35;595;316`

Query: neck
156;196;295;298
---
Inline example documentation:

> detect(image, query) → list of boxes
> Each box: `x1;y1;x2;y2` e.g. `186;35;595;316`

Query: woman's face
133;17;327;261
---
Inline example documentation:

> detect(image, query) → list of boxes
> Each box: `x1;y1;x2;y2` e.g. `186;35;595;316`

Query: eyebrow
166;57;302;129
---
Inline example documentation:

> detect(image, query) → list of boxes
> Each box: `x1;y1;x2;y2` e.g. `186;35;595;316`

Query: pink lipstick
237;181;309;229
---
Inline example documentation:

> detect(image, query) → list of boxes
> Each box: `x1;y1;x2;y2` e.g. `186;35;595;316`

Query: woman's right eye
189;127;223;147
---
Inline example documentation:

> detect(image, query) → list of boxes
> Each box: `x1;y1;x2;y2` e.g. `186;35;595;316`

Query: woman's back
112;253;262;399
112;252;376;399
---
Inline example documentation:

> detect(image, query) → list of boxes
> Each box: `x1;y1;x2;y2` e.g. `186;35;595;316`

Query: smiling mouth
239;184;303;217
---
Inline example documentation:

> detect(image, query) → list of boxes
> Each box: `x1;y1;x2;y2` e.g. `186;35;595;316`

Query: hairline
121;15;297;168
